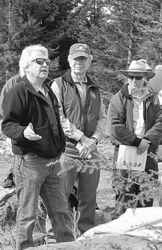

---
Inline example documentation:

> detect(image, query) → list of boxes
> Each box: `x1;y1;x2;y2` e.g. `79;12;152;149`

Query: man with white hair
51;43;108;234
1;44;74;249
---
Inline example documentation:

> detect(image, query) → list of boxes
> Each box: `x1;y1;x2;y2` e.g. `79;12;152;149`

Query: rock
33;233;46;247
29;234;162;250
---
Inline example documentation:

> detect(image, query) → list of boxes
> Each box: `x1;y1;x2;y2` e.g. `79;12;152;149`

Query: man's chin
74;70;85;75
39;73;48;79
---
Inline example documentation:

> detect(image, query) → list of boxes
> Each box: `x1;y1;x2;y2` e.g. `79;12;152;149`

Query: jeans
65;166;100;234
13;154;74;250
45;148;100;238
63;145;100;234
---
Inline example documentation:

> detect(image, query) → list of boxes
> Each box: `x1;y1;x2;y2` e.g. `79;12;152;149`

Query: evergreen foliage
0;0;162;100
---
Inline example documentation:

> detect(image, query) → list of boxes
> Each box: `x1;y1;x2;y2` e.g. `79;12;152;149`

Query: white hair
19;44;48;77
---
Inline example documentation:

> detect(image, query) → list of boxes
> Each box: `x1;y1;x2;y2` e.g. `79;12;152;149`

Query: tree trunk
160;0;162;23
8;0;11;41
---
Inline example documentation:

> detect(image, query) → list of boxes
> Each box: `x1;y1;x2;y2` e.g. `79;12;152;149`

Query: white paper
116;145;147;171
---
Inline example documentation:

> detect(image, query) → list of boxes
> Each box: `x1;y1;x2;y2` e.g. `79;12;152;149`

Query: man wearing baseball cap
50;43;108;235
108;59;162;218
69;43;91;59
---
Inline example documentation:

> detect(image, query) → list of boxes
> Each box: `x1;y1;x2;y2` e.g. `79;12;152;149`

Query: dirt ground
1;135;161;249
0;134;117;249
0;136;114;205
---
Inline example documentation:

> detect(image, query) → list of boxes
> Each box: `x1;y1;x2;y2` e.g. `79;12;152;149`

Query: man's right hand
24;123;42;141
79;134;97;158
138;138;150;154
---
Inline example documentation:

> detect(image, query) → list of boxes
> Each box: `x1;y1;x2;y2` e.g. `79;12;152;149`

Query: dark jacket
108;84;162;172
55;69;101;144
1;76;65;158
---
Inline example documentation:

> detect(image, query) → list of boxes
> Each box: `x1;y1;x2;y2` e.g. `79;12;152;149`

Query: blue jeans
66;165;100;234
63;144;100;234
13;154;74;250
45;149;100;238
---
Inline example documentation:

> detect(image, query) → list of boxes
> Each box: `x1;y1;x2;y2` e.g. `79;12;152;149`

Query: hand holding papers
117;145;147;171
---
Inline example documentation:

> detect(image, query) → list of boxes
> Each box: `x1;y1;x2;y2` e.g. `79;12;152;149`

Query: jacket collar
121;84;155;101
121;84;131;98
62;69;97;87
21;76;51;96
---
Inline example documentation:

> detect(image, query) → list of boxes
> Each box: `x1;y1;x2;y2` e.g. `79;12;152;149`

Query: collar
33;83;49;94
121;84;155;101
73;76;87;84
22;76;51;94
70;71;87;84
62;69;96;87
128;85;150;101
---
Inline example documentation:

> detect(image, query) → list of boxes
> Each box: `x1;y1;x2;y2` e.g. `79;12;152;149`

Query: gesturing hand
24;123;42;141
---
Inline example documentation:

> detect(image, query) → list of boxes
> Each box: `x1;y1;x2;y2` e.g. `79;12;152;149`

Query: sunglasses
128;75;144;80
32;58;50;66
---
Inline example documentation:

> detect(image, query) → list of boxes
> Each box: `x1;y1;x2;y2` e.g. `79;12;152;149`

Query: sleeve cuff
91;136;98;145
132;137;142;147
91;133;100;143
74;130;84;141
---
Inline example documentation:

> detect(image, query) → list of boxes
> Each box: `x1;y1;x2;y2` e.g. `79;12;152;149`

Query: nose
42;61;48;66
131;78;138;83
75;60;82;64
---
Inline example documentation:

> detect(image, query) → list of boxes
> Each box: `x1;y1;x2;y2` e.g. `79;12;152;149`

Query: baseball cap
69;43;91;59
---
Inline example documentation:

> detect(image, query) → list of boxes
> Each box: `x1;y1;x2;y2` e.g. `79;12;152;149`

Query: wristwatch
91;137;98;145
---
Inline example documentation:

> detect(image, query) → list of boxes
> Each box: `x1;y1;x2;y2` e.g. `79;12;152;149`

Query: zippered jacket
108;84;162;171
55;70;101;144
1;76;65;158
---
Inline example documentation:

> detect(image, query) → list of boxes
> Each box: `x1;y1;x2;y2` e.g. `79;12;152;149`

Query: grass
0;134;114;248
1;133;161;249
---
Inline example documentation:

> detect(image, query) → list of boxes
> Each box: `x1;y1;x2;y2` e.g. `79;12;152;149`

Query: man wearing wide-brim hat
120;59;155;81
108;59;162;219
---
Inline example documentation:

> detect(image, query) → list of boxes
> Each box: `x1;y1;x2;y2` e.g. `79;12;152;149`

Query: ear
144;73;148;80
68;55;72;67
24;64;31;75
68;55;71;63
25;67;29;74
143;74;148;86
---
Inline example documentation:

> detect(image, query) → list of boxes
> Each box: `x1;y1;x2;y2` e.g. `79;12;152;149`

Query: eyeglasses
128;75;144;80
32;58;50;66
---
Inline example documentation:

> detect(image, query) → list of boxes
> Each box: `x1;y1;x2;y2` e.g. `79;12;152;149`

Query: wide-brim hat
120;60;155;80
69;43;92;59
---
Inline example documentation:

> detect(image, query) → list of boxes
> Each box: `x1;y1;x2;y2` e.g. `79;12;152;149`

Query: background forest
0;0;162;107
